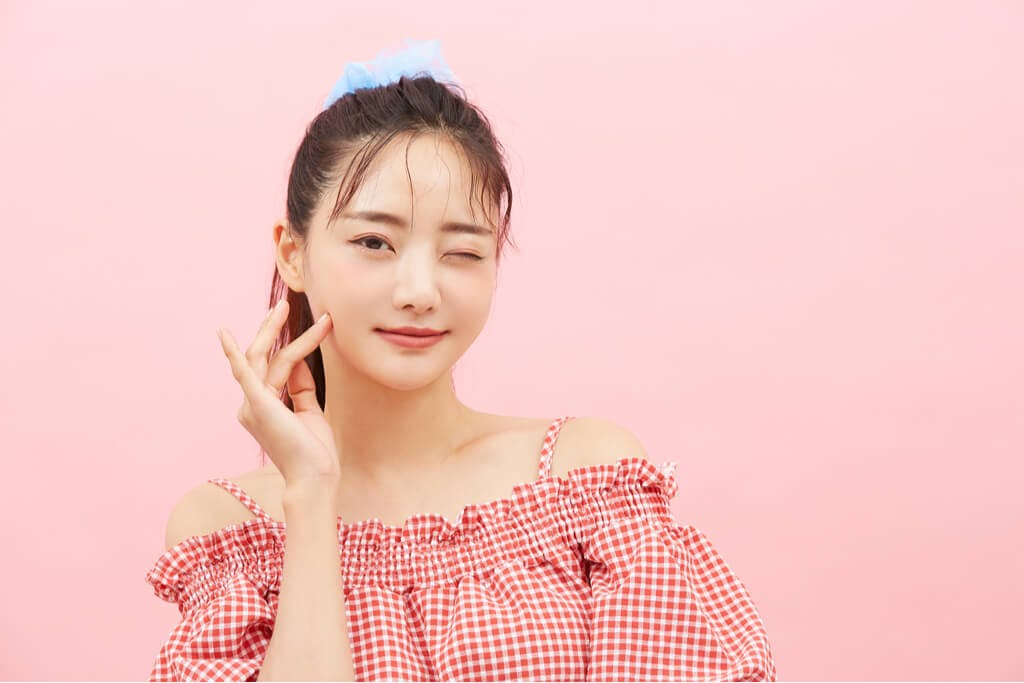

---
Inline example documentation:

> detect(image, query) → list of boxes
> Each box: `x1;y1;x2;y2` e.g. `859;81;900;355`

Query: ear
273;219;305;292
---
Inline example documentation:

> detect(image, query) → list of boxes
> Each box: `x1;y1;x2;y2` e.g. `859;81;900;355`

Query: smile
374;330;448;349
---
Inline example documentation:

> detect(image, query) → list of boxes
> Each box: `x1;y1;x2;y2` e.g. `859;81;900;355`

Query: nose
391;248;441;313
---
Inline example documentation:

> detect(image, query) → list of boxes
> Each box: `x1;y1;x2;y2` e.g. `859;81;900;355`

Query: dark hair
259;75;516;466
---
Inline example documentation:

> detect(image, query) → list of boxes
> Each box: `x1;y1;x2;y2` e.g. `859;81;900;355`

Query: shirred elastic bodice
144;416;776;681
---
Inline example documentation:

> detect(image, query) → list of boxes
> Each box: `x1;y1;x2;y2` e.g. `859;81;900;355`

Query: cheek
455;277;495;320
315;253;378;300
309;284;370;331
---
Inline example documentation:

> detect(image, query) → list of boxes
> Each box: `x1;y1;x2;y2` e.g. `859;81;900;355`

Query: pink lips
374;330;447;349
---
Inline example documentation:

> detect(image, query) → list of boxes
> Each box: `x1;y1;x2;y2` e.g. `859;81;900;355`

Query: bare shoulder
162;467;279;551
553;415;650;475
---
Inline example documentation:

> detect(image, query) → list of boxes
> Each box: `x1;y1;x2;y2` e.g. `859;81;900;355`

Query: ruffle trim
145;456;679;608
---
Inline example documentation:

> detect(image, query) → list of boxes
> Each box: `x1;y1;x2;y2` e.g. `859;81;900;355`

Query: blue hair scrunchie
322;38;459;111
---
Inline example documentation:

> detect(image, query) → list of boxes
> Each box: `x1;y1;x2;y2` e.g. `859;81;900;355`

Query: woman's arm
257;481;354;681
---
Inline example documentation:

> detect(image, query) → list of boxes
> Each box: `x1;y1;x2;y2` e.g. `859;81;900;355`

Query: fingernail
318;312;329;323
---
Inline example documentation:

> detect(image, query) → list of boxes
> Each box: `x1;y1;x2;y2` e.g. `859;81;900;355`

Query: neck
320;352;474;485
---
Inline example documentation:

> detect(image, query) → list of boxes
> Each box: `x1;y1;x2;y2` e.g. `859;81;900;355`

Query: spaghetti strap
207;477;275;523
537;416;576;481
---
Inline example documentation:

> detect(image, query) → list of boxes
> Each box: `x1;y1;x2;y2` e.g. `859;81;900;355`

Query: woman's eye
353;236;393;253
352;237;482;261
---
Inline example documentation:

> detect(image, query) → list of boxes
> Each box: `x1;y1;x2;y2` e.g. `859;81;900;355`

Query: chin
377;372;451;392
361;356;457;391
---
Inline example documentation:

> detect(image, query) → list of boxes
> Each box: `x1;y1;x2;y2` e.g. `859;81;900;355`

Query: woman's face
284;133;499;391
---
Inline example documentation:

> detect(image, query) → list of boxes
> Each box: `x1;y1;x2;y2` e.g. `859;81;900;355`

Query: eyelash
352;236;483;261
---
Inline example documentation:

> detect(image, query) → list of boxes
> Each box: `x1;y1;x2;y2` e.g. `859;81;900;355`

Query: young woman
145;40;777;681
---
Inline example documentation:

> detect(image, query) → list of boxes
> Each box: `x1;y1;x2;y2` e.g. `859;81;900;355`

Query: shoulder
162;468;271;551
552;415;650;475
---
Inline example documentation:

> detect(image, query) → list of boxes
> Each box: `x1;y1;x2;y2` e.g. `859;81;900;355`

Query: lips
376;327;446;336
375;329;447;349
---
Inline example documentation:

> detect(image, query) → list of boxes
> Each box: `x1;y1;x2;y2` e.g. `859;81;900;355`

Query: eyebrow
341;210;494;237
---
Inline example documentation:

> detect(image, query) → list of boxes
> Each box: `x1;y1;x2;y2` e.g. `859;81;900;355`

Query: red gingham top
145;416;776;681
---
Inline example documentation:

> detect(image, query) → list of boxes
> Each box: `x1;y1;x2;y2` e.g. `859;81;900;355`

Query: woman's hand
217;299;341;488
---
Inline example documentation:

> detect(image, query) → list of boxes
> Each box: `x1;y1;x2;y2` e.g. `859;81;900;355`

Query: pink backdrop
1;1;1021;679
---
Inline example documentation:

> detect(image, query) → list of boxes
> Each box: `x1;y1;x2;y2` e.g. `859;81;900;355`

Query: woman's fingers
286;353;320;413
265;312;333;394
218;327;270;413
245;299;288;378
217;309;342;484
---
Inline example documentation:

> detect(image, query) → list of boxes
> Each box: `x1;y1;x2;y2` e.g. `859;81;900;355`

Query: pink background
1;1;1021;679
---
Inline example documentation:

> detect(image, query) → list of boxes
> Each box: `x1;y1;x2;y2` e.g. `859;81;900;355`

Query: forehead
338;133;491;224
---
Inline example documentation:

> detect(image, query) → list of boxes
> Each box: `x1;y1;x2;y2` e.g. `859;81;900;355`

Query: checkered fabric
145;416;776;681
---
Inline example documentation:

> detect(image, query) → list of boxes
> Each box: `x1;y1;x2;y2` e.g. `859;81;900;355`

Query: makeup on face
374;329;449;349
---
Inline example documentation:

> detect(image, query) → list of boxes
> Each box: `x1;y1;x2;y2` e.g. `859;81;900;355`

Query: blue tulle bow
322;39;459;110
